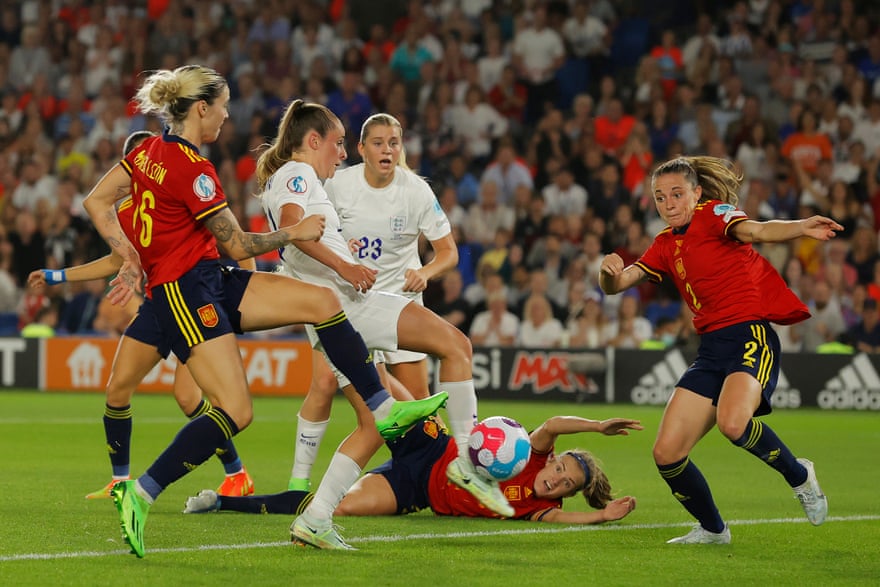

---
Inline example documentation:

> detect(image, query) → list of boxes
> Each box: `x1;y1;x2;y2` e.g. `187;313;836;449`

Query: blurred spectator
587;160;630;224
645;98;679;161
639;315;684;350
477;32;509;94
649;29;683;100
59;277;104;334
518;293;564;348
513;267;566;322
619;127;653;196
0;226;17;313
512;4;565;124
842;296;880;352
562;0;609;79
593;98;635;157
427;268;472;334
782;109;833;178
326;69;374;157
448;84;508;167
856;35;880;87
470;289;519;347
9;25;52;92
567;288;608;348
481;138;533;206
854;99;880;156
8;209;45;288
682;13;720;78
20;301;58;338
541;166;587;217
463;179;515;248
11;157;58;213
525;231;571;303
846;226;880;285
605;293;652;349
390;23;433;85
487;64;528;135
801;279;847;352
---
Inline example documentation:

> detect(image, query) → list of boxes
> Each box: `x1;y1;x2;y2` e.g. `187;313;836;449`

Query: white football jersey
325;164;451;301
260;161;363;303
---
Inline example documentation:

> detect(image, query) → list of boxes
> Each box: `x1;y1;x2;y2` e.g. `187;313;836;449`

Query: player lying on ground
184;414;642;523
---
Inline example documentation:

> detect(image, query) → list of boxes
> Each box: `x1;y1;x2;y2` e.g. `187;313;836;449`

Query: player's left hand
597;418;644;436
107;258;143;306
602;496;636;521
802;216;844;240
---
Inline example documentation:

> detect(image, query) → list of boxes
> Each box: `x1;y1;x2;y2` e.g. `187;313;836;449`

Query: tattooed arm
205;208;326;260
82;164;143;305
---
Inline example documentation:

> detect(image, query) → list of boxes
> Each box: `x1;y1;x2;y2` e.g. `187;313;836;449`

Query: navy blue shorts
369;418;451;515
124;261;252;363
677;320;780;416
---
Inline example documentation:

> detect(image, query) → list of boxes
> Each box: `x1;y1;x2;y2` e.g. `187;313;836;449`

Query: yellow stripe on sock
314;311;347;330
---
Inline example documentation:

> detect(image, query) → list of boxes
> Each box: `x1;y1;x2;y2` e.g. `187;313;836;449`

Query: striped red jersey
635;200;809;334
119;133;227;287
428;439;562;520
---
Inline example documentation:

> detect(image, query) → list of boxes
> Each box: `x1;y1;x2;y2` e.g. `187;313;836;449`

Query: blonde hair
652;156;743;206
566;449;612;509
360;112;411;172
135;65;227;133
256;99;339;190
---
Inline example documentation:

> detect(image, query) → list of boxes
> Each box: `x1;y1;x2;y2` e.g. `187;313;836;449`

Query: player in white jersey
328;113;456;395
287;113;458;493
255;100;511;549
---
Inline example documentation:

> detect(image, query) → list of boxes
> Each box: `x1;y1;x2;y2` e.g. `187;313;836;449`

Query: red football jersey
428;439;562;520
635;200;810;334
120;134;226;287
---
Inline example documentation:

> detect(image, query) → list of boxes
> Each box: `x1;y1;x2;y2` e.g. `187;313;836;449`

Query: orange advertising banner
43;337;314;396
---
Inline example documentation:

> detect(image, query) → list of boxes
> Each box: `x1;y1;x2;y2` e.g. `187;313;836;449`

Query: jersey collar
672;222;691;235
162;127;201;153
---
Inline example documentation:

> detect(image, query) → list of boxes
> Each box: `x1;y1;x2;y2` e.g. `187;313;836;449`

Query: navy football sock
657;456;725;533
103;404;132;478
142;407;240;500
188;398;243;474
732;418;807;487
219;490;312;515
314;311;389;410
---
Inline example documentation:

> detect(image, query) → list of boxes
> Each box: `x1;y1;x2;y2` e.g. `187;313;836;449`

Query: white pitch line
1;515;877;562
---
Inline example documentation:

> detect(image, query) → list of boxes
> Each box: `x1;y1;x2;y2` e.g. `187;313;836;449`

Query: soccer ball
468;416;531;481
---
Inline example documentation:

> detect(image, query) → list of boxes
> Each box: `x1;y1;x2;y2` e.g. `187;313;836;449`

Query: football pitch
0;391;877;586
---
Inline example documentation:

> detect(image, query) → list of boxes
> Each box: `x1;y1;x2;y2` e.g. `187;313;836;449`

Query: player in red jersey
599;156;837;544
184;414;641;525
29;131;256;500
80;65;446;558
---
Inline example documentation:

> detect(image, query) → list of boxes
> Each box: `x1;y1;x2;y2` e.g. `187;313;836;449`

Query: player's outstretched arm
529;416;643;453
204;208;325;261
27;253;124;292
535;496;637;524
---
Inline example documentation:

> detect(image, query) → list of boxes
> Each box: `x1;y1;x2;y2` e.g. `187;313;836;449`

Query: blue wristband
42;269;67;285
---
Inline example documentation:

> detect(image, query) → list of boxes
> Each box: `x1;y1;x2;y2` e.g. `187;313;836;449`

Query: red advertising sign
43;337;314;396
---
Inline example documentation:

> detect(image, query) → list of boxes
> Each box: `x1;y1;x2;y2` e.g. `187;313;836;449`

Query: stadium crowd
2;0;880;353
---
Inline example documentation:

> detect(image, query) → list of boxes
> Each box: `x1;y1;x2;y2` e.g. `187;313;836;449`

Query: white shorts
306;290;412;387
380;348;428;365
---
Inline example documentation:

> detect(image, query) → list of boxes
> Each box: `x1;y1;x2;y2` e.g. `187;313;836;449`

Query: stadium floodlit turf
0;391;877;586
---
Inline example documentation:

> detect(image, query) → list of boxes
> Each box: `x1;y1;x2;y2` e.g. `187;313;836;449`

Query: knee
105;381;133;407
309;368;339;399
315;286;342;316
716;416;747;442
224;402;253;431
652;437;683;466
443;327;473;363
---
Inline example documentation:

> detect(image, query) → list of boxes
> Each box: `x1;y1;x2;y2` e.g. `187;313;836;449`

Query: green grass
0;391;877;586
